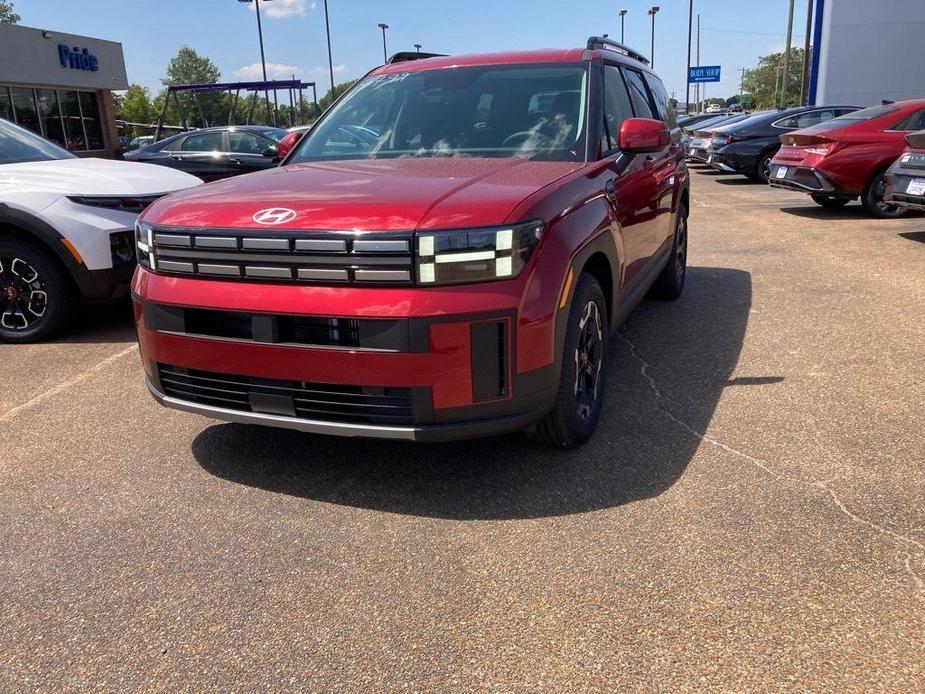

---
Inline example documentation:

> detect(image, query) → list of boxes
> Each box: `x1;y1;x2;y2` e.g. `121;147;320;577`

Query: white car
0;119;201;342
706;104;723;114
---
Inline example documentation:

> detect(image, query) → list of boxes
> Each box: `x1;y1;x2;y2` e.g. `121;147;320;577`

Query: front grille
158;364;415;425
148;227;414;285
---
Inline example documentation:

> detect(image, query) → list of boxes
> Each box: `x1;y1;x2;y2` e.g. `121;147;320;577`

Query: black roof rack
586;36;650;66
387;51;448;65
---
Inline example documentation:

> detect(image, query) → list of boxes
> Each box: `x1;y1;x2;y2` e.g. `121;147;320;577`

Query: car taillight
805;143;837;156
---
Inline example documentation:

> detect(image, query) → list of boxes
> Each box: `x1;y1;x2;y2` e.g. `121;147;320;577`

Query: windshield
260;129;286;142
801;104;902;133
0;118;76;165
290;64;589;163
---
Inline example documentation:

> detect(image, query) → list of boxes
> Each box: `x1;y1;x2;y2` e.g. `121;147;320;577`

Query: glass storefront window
0;87;106;152
10;88;40;134
36;89;66;148
79;91;104;150
59;90;86;151
0;87;12;122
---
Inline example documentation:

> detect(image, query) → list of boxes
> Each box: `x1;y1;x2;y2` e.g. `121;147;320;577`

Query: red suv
768;100;925;217
132;38;690;447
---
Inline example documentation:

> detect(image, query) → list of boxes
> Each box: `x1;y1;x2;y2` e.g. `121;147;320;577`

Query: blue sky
18;0;811;102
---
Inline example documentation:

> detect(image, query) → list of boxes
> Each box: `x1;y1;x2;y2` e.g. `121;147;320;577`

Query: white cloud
310;64;347;75
245;0;314;19
234;62;303;80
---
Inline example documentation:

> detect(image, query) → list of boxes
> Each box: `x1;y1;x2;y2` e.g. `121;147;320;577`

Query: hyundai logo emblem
252;208;297;225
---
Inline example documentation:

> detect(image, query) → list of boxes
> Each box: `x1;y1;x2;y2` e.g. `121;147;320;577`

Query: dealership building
0;23;128;157
809;0;925;106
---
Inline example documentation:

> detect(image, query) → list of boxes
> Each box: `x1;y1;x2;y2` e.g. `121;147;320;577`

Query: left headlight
135;219;155;270
415;220;544;286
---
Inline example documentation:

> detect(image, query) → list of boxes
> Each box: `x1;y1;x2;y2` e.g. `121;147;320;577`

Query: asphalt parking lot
2;169;923;691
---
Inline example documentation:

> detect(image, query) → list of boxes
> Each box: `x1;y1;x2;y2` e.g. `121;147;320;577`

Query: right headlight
135;219;155;270
415;220;544;286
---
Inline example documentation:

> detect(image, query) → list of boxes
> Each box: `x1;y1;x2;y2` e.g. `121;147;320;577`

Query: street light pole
414;43;421;53
686;0;693;114
781;0;795;106
323;0;335;97
239;0;274;125
648;6;660;68
619;10;627;43
378;22;389;64
800;0;815;105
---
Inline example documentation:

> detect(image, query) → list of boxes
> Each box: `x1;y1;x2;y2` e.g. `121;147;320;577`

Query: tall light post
648;6;660;67
378;22;389;64
238;0;274;125
781;0;795;106
685;0;693;114
619;9;627;43
323;0;335;97
414;43;421;53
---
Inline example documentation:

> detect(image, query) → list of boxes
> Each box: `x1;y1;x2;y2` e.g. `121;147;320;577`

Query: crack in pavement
616;330;925;598
0;345;138;423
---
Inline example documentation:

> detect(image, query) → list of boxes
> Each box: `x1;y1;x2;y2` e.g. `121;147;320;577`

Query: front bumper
133;266;563;441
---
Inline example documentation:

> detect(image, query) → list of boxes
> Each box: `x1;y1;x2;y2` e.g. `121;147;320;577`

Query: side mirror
275;131;302;160
618;117;670;154
262;145;279;159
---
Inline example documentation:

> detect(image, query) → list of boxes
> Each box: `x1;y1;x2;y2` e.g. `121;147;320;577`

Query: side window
795;110;835;128
621;68;655;120
602;65;634;152
892;109;925;131
773;115;799;129
228;132;270;154
181;132;223;152
644;73;677;128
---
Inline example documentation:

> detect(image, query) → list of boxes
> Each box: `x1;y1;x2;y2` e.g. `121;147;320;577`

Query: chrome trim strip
146;377;417;440
354;269;412;281
195;236;237;249
297;268;349;281
197;263;241;276
243;238;291;251
244;266;293;279
158;260;194;273
353;239;410;253
295;238;347;253
154;234;192;247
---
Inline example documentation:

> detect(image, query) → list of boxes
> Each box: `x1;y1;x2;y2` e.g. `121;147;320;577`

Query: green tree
161;46;222;127
741;47;807;109
724;95;740;107
116;84;155;129
318;80;358;111
0;1;20;24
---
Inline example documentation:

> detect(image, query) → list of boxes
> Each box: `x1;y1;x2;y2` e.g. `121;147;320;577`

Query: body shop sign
58;45;99;72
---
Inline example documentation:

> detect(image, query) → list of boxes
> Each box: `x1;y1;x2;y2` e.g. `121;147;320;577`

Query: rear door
169;131;231;181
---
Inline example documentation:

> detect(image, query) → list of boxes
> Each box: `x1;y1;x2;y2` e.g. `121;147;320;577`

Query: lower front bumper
146;376;547;442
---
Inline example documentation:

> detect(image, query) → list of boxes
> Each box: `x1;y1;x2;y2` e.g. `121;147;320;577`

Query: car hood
143;157;585;230
0;158;201;196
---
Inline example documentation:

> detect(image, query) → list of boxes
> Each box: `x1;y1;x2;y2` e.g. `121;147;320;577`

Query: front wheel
862;171;906;219
0;239;74;343
533;273;608;448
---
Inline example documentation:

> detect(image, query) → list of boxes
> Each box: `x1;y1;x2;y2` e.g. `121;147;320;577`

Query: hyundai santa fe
133;39;690;447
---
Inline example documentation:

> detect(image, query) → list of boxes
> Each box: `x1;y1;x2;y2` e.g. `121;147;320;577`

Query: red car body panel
132;46;689;440
770;99;925;196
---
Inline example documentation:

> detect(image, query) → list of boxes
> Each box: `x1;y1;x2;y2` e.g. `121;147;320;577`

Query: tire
810;194;851;209
648;203;688;301
754;151;774;184
533;273;608;448
862;171;906;219
0;238;74;343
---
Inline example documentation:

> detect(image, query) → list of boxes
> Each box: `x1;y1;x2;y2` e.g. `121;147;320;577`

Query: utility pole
800;0;815;105
781;0;795;107
695;13;700;111
686;0;693;114
619;10;627;43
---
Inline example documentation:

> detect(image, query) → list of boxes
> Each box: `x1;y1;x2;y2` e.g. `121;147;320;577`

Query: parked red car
884;129;925;212
767;100;925;217
132;39;690;447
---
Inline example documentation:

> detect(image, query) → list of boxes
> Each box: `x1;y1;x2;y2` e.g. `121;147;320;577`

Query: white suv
0;119;201;342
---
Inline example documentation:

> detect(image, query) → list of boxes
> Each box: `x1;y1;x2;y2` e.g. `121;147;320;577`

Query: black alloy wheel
573;299;604;421
0;240;73;343
862;171;906;219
